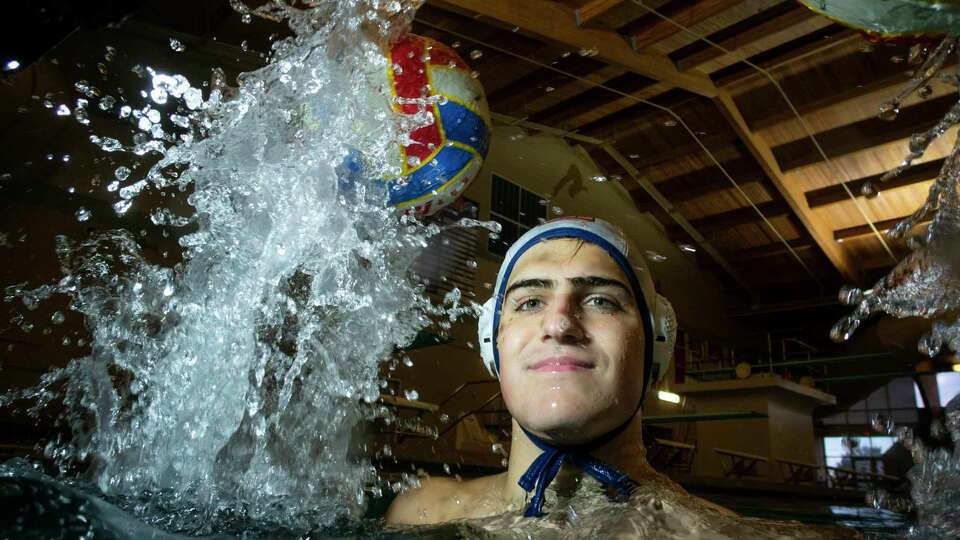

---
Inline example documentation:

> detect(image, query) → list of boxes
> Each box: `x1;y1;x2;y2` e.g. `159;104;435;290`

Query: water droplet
838;285;863;305
469;49;483;60
577;46;599;57
544;86;555;93
678;243;697;253
406;156;420;167
113;200;133;215
662;119;677;127
439;413;450;424
465;259;478;269
162;284;174;297
119;105;132;118
169;38;185;52
551;206;563;216
443;463;451;474
402;356;413;367
404;389;419;401
469;70;480;79
889;55;904;64
382;444;392;457
645;250;667;263
50;311;65;325
829;315;860;343
918;84;933;99
240;40;249;51
591;174;608;183
107;180;120;192
860;181;879;198
115;166;131;181
55;104;71;116
878;101;900;121
75;207;91;222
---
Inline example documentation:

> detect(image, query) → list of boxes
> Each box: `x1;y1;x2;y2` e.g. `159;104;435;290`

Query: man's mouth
529;356;595;372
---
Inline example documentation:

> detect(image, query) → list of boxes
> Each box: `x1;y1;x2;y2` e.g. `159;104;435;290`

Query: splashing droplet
115;166;131;181
861;181;879;198
591;174;608;183
75;207;91;222
404;389;419;401
878;101;900;121
468;49;483;60
55;104;71;116
169;38;185;52
645;250;667;263
50;311;66;325
838;285;863;305
678;243;697;253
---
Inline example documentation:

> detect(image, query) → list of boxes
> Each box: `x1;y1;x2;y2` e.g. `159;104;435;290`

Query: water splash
830;34;960;537
832;34;960;355
0;0;497;534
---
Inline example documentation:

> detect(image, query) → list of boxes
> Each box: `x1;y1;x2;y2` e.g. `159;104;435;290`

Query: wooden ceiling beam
527;71;657;123
834;216;929;241
714;91;860;283
576;0;624;25
634;157;764;210
430;0;719;97
666;200;791;237
621;0;745;51
772;93;956;172
616;131;734;170
578;87;700;139
727;238;815;262
486;54;606;111
711;24;859;87
805;158;943;208
670;1;819;73
738;43;955;131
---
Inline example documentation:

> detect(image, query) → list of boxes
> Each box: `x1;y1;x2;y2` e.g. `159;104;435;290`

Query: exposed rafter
431;0;719;97
622;0;744;51
669;1;819;72
712;24;860;87
666;200;791;237
772;93;956;172
834;216;930;241
805;158;943;208
634;157;765;210
575;0;624;25
714;91;860;283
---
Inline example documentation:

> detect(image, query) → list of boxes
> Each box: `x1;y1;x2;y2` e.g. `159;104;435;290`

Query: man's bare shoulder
385;473;506;526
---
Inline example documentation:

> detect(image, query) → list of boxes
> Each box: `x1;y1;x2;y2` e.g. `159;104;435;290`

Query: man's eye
516;298;543;312
585;296;620;310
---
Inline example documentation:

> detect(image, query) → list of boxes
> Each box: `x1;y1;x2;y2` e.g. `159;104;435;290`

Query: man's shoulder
385;474;502;526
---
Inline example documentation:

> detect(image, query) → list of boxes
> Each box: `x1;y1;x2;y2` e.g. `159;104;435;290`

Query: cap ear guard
647;294;677;392
478;296;498;377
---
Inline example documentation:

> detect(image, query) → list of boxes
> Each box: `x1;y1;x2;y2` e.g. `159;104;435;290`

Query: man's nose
542;295;586;344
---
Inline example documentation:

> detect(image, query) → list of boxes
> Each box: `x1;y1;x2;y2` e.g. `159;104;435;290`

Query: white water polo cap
477;216;677;398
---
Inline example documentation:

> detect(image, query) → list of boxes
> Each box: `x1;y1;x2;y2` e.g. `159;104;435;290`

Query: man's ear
478;297;498;377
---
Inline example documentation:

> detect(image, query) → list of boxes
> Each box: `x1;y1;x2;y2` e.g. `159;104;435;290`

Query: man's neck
498;414;658;504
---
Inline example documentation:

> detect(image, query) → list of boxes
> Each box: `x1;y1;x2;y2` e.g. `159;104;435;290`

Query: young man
386;217;859;539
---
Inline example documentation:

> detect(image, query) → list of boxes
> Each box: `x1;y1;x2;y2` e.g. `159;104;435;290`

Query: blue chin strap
491;227;654;518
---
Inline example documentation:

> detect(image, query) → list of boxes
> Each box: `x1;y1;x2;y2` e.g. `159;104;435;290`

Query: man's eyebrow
570;276;632;295
503;278;553;299
502;276;632;299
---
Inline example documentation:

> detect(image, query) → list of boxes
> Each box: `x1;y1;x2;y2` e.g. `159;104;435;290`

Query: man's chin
519;409;607;445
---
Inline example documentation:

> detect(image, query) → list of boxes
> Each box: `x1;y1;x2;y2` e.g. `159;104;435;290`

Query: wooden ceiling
414;0;947;311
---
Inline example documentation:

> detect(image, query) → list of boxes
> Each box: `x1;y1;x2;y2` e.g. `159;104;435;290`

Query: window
488;174;547;256
820;377;919;426
411;198;480;299
822;435;896;474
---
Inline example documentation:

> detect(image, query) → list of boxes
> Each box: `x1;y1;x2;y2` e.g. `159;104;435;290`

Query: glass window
488;174;546;256
938;372;960;407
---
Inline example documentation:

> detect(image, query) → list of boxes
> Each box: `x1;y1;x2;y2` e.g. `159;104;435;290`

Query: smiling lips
529;356;594;372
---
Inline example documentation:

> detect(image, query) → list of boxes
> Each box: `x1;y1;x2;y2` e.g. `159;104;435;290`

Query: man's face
497;238;645;444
